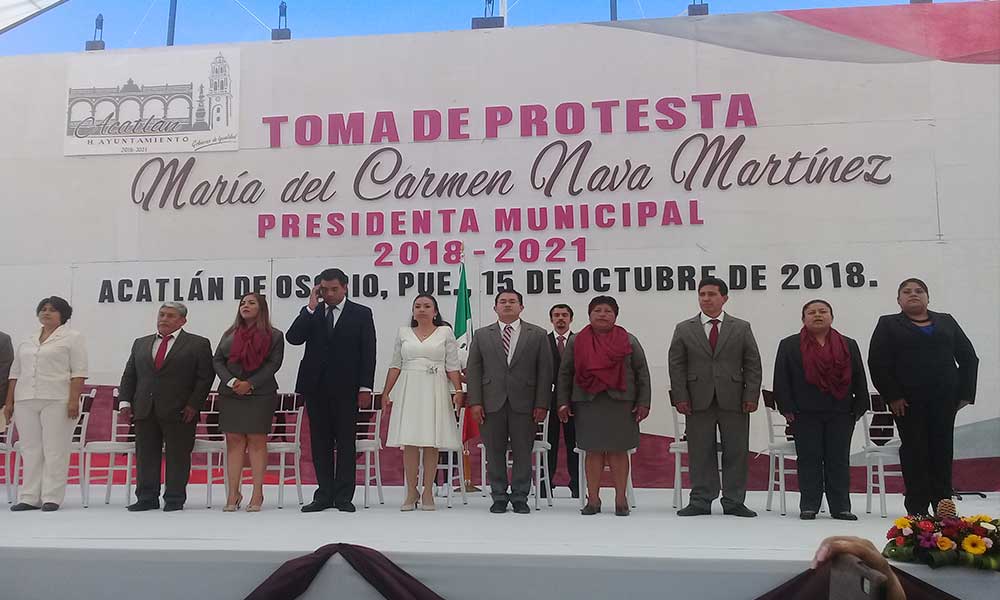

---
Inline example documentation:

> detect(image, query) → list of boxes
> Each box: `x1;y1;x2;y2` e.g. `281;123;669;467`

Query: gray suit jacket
466;321;554;414
668;313;762;412
557;333;652;408
118;329;215;421
213;327;285;396
0;330;12;404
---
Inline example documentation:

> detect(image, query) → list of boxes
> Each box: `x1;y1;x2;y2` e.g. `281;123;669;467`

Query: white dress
386;326;462;450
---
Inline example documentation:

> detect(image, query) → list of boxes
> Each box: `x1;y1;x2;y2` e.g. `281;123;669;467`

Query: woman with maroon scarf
213;293;285;512
557;296;651;516
773;299;869;521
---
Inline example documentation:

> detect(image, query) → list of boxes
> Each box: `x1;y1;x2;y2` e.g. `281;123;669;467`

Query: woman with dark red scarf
773;299;869;521
213;293;285;512
557;296;651;516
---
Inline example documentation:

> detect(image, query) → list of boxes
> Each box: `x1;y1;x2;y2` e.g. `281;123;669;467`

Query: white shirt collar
551;330;571;339
700;312;726;325
498;319;521;332
157;328;183;339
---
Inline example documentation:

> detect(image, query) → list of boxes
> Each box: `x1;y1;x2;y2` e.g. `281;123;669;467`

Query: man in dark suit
668;277;762;517
118;302;214;512
542;304;578;498
0;330;12;409
286;268;376;513
467;290;553;514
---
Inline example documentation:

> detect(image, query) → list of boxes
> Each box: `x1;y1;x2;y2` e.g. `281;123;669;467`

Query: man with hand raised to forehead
118;302;214;512
286;268;376;513
466;290;554;514
668;277;762;518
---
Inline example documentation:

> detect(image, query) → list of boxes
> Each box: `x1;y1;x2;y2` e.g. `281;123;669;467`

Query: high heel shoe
420;497;437;511
223;493;243;512
400;494;420;512
246;497;264;513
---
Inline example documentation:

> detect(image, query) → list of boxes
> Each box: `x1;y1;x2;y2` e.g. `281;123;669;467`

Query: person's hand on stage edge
532;408;548;423
633;405;650;423
469;404;484;425
813;536;906;600
783;413;796;423
889;398;908;417
557;404;573;424
357;391;373;408
674;401;692;416
307;285;321;312
181;406;198;423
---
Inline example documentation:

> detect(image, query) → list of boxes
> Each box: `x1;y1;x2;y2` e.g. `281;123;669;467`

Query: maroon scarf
229;325;271;373
573;324;633;394
799;327;852;400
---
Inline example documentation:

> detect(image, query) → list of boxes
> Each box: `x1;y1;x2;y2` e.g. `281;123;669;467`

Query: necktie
708;319;720;352
154;334;173;370
557;335;566;355
327;305;337;334
502;324;513;359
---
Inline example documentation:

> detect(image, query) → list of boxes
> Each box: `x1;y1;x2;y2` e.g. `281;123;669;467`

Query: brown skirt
573;392;640;452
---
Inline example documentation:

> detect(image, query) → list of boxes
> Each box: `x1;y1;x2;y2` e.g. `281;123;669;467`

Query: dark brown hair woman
213;292;285;512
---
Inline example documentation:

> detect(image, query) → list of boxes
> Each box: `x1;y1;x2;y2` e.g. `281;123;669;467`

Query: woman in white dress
382;295;464;511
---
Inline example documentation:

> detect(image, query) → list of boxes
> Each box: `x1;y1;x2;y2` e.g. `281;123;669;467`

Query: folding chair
762;389;798;516
82;402;135;507
191;392;226;508
356;396;384;509
478;415;553;510
265;394;304;508
862;394;902;518
426;405;468;508
574;446;636;509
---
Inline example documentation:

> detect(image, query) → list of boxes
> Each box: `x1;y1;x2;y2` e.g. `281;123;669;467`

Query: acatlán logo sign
64;49;240;156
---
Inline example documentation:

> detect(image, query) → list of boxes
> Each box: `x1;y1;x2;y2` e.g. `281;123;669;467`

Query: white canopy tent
0;0;68;35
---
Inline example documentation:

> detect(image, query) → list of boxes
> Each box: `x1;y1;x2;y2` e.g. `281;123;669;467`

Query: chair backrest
761;390;794;443
108;410;135;444
195;392;224;441
536;409;549;443
668;390;687;442
356;395;382;447
270;405;304;445
863;394;896;447
79;388;97;413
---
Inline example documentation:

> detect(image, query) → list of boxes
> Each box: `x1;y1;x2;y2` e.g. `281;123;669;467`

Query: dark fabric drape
245;543;445;600
753;562;960;600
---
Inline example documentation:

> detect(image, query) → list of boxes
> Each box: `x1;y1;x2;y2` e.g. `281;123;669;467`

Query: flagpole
455;244;480;493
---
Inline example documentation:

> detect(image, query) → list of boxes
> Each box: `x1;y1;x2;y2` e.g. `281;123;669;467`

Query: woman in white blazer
3;296;88;512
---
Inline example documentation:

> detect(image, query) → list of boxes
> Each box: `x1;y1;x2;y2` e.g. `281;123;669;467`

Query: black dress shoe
489;500;508;514
335;502;356;513
127;500;160;512
163;503;184;512
511;500;530;514
832;511;858;521
800;510;817;520
301;500;333;513
41;503;60;512
723;504;758;518
581;503;602;516
10;502;41;512
677;504;711;516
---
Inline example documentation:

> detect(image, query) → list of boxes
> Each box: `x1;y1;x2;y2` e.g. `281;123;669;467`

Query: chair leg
778;454;787;516
877;458;887;518
865;460;873;514
82;453;90;508
577;450;587;509
294;452;304;505
374;449;384;504
543;451;553;507
457;449;467;505
278;452;287;509
766;454;775;511
480;449;487;498
363;451;371;509
626;453;636;509
105;454;115;505
126;453;133;504
533;452;540;511
672;453;682;509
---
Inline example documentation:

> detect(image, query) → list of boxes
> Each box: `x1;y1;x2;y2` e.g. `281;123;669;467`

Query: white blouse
9;325;88;402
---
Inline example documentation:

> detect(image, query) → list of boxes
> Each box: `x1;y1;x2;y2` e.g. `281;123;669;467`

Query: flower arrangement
883;512;1000;570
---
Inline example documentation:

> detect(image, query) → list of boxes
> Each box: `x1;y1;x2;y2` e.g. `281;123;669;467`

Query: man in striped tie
467;290;554;514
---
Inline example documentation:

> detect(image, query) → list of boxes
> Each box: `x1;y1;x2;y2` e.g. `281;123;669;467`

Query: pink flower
985;538;995;549
902;527;913;536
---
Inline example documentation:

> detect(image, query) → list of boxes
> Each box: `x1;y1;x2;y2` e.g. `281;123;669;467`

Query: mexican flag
454;262;472;367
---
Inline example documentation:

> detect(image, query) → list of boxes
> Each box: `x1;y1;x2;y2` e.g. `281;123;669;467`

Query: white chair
427;406;468;508
762;390;798;516
12;389;94;504
862;395;902;518
356;399;384;509
264;394;305;509
574;447;636;509
478;415;553;510
191;392;226;508
1;419;15;504
82;406;135;507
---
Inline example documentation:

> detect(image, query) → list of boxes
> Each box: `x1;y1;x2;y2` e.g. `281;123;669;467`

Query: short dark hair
897;277;929;297
36;296;72;324
698;277;729;296
801;299;833;320
315;268;349;286
588;295;619;316
410;294;450;328
495;289;523;306
549;304;574;319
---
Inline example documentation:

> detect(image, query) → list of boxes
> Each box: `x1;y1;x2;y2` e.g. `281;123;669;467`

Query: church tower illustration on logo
206;53;232;129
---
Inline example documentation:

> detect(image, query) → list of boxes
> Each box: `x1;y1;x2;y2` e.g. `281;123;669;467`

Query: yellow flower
936;536;956;551
963;514;993;524
894;517;913;529
962;535;987;556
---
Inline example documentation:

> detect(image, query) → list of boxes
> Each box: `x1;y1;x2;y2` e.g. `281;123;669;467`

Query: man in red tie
543;304;579;498
118;302;214;512
668;278;762;518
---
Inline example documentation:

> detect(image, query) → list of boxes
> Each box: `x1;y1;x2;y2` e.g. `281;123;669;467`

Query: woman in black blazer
774;299;869;520
868;278;978;517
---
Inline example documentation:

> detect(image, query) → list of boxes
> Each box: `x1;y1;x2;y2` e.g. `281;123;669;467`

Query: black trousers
135;417;196;504
792;411;854;513
545;410;578;491
893;400;957;516
306;393;359;505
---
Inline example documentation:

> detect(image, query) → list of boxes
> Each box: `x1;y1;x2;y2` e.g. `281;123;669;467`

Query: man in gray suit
0;330;12;409
467;290;554;514
668;277;762;517
118;302;214;512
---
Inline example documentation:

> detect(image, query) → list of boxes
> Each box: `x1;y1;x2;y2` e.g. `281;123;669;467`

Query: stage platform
0;487;995;599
